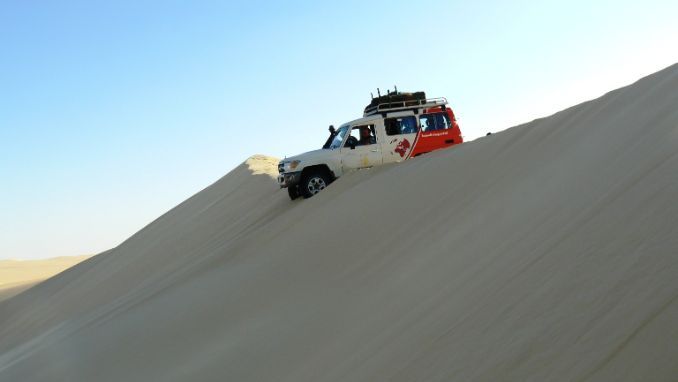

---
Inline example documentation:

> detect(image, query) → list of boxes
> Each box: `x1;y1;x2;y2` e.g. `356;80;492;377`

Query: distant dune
0;256;89;302
1;63;677;381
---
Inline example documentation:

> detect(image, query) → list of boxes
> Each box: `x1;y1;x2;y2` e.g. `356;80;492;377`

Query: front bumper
277;171;301;188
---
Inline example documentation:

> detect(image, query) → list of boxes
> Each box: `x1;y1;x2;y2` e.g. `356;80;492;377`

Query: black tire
300;171;331;199
287;185;300;200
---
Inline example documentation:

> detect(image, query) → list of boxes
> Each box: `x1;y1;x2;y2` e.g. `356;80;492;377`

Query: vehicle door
379;112;420;163
340;124;382;171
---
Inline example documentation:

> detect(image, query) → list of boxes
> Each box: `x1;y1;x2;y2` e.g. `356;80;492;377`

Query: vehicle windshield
328;125;350;149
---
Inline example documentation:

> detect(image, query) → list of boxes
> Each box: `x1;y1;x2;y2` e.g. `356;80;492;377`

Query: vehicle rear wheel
287;185;300;200
300;171;330;198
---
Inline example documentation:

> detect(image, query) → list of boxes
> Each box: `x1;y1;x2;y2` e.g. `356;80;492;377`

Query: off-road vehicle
278;90;463;199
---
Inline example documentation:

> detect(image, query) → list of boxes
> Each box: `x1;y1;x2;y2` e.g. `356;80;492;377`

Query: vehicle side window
346;124;376;146
420;112;451;131
420;115;434;132
435;113;451;130
385;116;418;135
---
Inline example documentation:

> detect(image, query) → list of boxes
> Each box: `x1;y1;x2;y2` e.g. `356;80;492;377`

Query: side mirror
345;136;357;149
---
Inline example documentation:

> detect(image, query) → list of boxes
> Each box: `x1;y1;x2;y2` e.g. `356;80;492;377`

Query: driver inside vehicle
359;126;376;146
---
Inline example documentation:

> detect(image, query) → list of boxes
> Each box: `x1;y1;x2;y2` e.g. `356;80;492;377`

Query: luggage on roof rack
364;91;427;115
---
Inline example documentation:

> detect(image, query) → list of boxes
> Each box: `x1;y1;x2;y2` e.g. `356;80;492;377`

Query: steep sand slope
1;63;677;381
0;256;89;302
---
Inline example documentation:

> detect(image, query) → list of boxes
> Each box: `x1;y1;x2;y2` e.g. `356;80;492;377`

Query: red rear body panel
407;106;463;158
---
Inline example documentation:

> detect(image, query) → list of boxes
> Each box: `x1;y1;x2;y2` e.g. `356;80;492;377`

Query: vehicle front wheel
300;171;330;199
287;185;300;200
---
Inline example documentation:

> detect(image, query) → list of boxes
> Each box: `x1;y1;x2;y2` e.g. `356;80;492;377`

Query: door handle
370;149;378;152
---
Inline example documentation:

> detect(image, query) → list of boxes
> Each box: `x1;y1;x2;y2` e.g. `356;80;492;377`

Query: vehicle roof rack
363;97;448;117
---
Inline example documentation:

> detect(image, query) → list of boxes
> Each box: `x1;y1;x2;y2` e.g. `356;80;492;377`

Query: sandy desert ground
0;256;89;303
0;63;677;381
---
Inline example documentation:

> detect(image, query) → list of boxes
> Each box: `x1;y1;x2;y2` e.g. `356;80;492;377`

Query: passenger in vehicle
421;117;433;132
401;118;417;134
359;126;376;145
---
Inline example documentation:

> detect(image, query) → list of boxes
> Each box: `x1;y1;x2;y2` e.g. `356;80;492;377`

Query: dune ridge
1;63;677;381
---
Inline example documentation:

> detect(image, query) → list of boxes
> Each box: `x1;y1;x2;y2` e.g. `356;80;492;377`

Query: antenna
394;85;398;93
377;88;381;97
370;92;374;99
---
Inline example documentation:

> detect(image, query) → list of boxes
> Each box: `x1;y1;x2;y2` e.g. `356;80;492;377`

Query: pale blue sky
1;0;677;259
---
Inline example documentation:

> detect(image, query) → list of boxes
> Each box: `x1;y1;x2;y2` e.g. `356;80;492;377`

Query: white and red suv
278;91;463;199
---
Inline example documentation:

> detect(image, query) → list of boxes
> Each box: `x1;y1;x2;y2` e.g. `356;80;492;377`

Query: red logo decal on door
394;139;411;157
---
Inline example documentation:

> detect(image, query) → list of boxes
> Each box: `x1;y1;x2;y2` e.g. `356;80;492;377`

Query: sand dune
0;256;89;303
1;63;677;381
